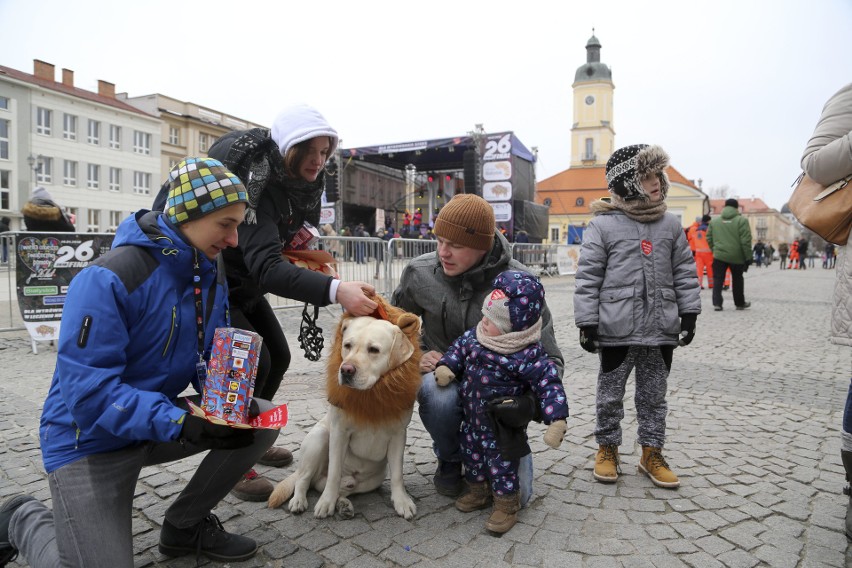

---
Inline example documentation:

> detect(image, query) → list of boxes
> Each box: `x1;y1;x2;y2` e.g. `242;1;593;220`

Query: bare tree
706;184;732;200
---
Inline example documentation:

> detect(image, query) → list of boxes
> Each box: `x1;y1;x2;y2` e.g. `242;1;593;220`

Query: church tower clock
570;32;615;167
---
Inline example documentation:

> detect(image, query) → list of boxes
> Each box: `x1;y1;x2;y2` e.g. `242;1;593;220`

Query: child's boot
841;450;852;539
485;492;520;534
593;444;620;483
639;446;680;488
455;481;491;512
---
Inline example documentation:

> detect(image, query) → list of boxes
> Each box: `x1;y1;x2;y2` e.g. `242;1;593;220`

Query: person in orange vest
689;215;714;288
686;217;700;258
788;238;801;269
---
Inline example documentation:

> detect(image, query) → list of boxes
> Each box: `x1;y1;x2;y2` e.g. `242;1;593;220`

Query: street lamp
27;154;44;188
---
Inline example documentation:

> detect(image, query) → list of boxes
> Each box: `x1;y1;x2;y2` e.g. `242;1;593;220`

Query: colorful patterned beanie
481;270;545;333
605;144;670;201
167;157;248;225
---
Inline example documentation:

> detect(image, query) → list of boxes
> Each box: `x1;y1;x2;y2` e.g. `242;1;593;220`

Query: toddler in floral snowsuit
435;270;568;534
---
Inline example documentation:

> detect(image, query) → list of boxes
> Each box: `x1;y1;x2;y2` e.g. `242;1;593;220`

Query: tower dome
574;32;612;83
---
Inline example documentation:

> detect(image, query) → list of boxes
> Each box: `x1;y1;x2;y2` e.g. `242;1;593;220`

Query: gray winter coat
574;207;701;347
391;230;564;378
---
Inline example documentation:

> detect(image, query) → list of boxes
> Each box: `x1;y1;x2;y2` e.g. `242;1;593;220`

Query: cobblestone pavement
1;265;850;567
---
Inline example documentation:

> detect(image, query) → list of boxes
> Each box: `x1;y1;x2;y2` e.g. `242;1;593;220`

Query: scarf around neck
592;195;667;223
476;318;543;355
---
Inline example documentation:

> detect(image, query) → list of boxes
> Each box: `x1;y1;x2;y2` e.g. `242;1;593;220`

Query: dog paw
288;494;309;514
314;496;336;518
392;494;417;520
335;498;354;520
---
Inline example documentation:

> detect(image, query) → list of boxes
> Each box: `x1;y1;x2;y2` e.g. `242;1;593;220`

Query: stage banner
15;232;115;342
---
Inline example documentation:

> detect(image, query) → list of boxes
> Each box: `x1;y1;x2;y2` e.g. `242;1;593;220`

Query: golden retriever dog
268;298;422;519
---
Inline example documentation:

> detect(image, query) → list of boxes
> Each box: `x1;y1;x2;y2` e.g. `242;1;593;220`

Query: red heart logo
641;240;653;255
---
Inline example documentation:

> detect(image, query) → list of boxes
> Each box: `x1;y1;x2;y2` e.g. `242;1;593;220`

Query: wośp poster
16;233;114;342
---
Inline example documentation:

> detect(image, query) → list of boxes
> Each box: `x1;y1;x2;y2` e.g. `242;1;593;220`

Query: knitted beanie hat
31;186;52;201
167;157;248;225
481;270;545;333
270;103;339;158
605;144;670;201
433;194;495;251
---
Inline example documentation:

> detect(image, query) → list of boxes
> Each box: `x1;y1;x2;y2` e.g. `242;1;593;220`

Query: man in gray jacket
392;194;564;505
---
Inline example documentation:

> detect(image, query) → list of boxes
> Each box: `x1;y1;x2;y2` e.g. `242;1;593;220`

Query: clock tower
570;32;615;167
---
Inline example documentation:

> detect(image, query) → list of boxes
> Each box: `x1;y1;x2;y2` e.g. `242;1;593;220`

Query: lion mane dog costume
268;296;422;519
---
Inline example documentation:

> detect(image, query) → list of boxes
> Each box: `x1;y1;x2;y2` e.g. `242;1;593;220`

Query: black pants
230;297;291;401
712;259;746;308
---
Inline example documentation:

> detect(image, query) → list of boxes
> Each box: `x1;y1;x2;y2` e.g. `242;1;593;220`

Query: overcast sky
2;0;850;210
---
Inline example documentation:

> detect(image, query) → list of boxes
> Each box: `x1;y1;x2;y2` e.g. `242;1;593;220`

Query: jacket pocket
599;285;635;337
660;288;680;334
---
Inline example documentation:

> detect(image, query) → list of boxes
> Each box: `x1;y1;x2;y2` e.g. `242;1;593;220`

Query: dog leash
298;303;323;361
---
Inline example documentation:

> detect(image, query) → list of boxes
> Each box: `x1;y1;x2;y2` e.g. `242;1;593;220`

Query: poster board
15;232;115;342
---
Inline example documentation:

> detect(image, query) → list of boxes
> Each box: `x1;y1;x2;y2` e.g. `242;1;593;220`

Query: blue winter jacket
40;210;229;473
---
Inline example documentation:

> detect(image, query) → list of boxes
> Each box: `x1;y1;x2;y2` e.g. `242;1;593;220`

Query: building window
551;227;560;243
0;119;8;160
37;107;52;135
133;131;151;155
63;114;77;140
63;160;77;186
169;126;180;145
0;97;8;110
199;133;209;153
36;157;52;183
109;125;121;149
87;120;100;145
87;164;100;189
109;167;121;192
133;171;151;195
0;170;9;210
583;138;594;161
109;210;123;232
87;209;100;232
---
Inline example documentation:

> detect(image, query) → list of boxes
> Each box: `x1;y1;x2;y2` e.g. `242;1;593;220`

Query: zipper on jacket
162;306;177;357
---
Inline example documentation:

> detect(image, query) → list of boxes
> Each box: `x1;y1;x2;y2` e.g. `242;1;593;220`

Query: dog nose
340;363;356;385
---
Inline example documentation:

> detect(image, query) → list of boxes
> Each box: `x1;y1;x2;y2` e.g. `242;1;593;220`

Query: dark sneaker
735;302;751;310
434;460;464;496
1;495;36;568
713;305;723;311
256;446;293;467
159;514;257;562
230;469;274;502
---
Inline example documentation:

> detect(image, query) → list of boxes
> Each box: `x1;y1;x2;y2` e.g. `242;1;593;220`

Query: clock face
585;95;595;105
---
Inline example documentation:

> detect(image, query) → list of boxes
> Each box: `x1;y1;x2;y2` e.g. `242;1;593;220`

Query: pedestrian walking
574;144;701;488
707;198;753;310
778;241;789;269
689;214;714;289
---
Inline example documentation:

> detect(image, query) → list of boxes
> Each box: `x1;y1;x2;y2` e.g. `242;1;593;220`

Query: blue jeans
418;372;534;506
9;398;278;568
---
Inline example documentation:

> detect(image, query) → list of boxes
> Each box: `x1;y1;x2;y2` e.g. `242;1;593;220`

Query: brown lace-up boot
455;481;491;512
593;444;620;483
638;446;680;488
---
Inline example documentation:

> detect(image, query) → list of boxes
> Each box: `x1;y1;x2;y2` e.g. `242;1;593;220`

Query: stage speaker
463;149;480;195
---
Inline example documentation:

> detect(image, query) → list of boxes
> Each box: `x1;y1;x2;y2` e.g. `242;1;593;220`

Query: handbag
788;172;852;245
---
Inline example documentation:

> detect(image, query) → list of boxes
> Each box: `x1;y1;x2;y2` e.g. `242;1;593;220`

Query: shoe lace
192;514;227;566
598;445;621;472
647;449;670;470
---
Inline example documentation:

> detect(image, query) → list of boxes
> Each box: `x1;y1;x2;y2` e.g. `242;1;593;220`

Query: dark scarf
223;128;324;225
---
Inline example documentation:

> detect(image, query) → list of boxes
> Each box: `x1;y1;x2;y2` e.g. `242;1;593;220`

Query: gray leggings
594;346;673;448
9;398;278;568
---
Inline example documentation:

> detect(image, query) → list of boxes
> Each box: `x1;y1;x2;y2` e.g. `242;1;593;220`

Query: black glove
179;413;255;450
743;258;752;273
679;314;697;346
579;326;599;353
248;398;260;419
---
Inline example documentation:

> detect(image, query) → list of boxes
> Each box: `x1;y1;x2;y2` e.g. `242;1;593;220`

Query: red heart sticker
641;240;653;255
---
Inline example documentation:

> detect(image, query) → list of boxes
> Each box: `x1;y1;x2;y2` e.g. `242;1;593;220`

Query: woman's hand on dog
337;281;378;316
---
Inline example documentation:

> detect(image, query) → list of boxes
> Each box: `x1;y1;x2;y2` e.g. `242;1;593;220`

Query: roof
709;197;774;215
0;64;154;118
536;165;701;215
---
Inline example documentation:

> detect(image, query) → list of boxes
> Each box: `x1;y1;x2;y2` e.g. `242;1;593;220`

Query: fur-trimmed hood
605;144;671;201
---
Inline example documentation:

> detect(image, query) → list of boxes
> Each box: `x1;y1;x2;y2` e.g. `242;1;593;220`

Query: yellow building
537;33;708;243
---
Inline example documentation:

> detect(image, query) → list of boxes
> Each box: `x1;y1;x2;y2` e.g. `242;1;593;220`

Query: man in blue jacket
0;158;278;567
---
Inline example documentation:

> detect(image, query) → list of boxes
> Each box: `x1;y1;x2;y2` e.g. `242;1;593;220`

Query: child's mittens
543;419;567;449
434;365;456;387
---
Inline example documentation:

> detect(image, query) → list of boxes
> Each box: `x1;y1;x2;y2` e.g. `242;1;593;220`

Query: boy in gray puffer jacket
574;144;701;489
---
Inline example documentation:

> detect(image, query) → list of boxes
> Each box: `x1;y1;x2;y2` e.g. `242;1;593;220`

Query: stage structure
324;130;548;241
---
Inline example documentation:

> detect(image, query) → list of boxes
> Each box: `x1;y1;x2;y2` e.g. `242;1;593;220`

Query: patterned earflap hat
605;144;671;201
